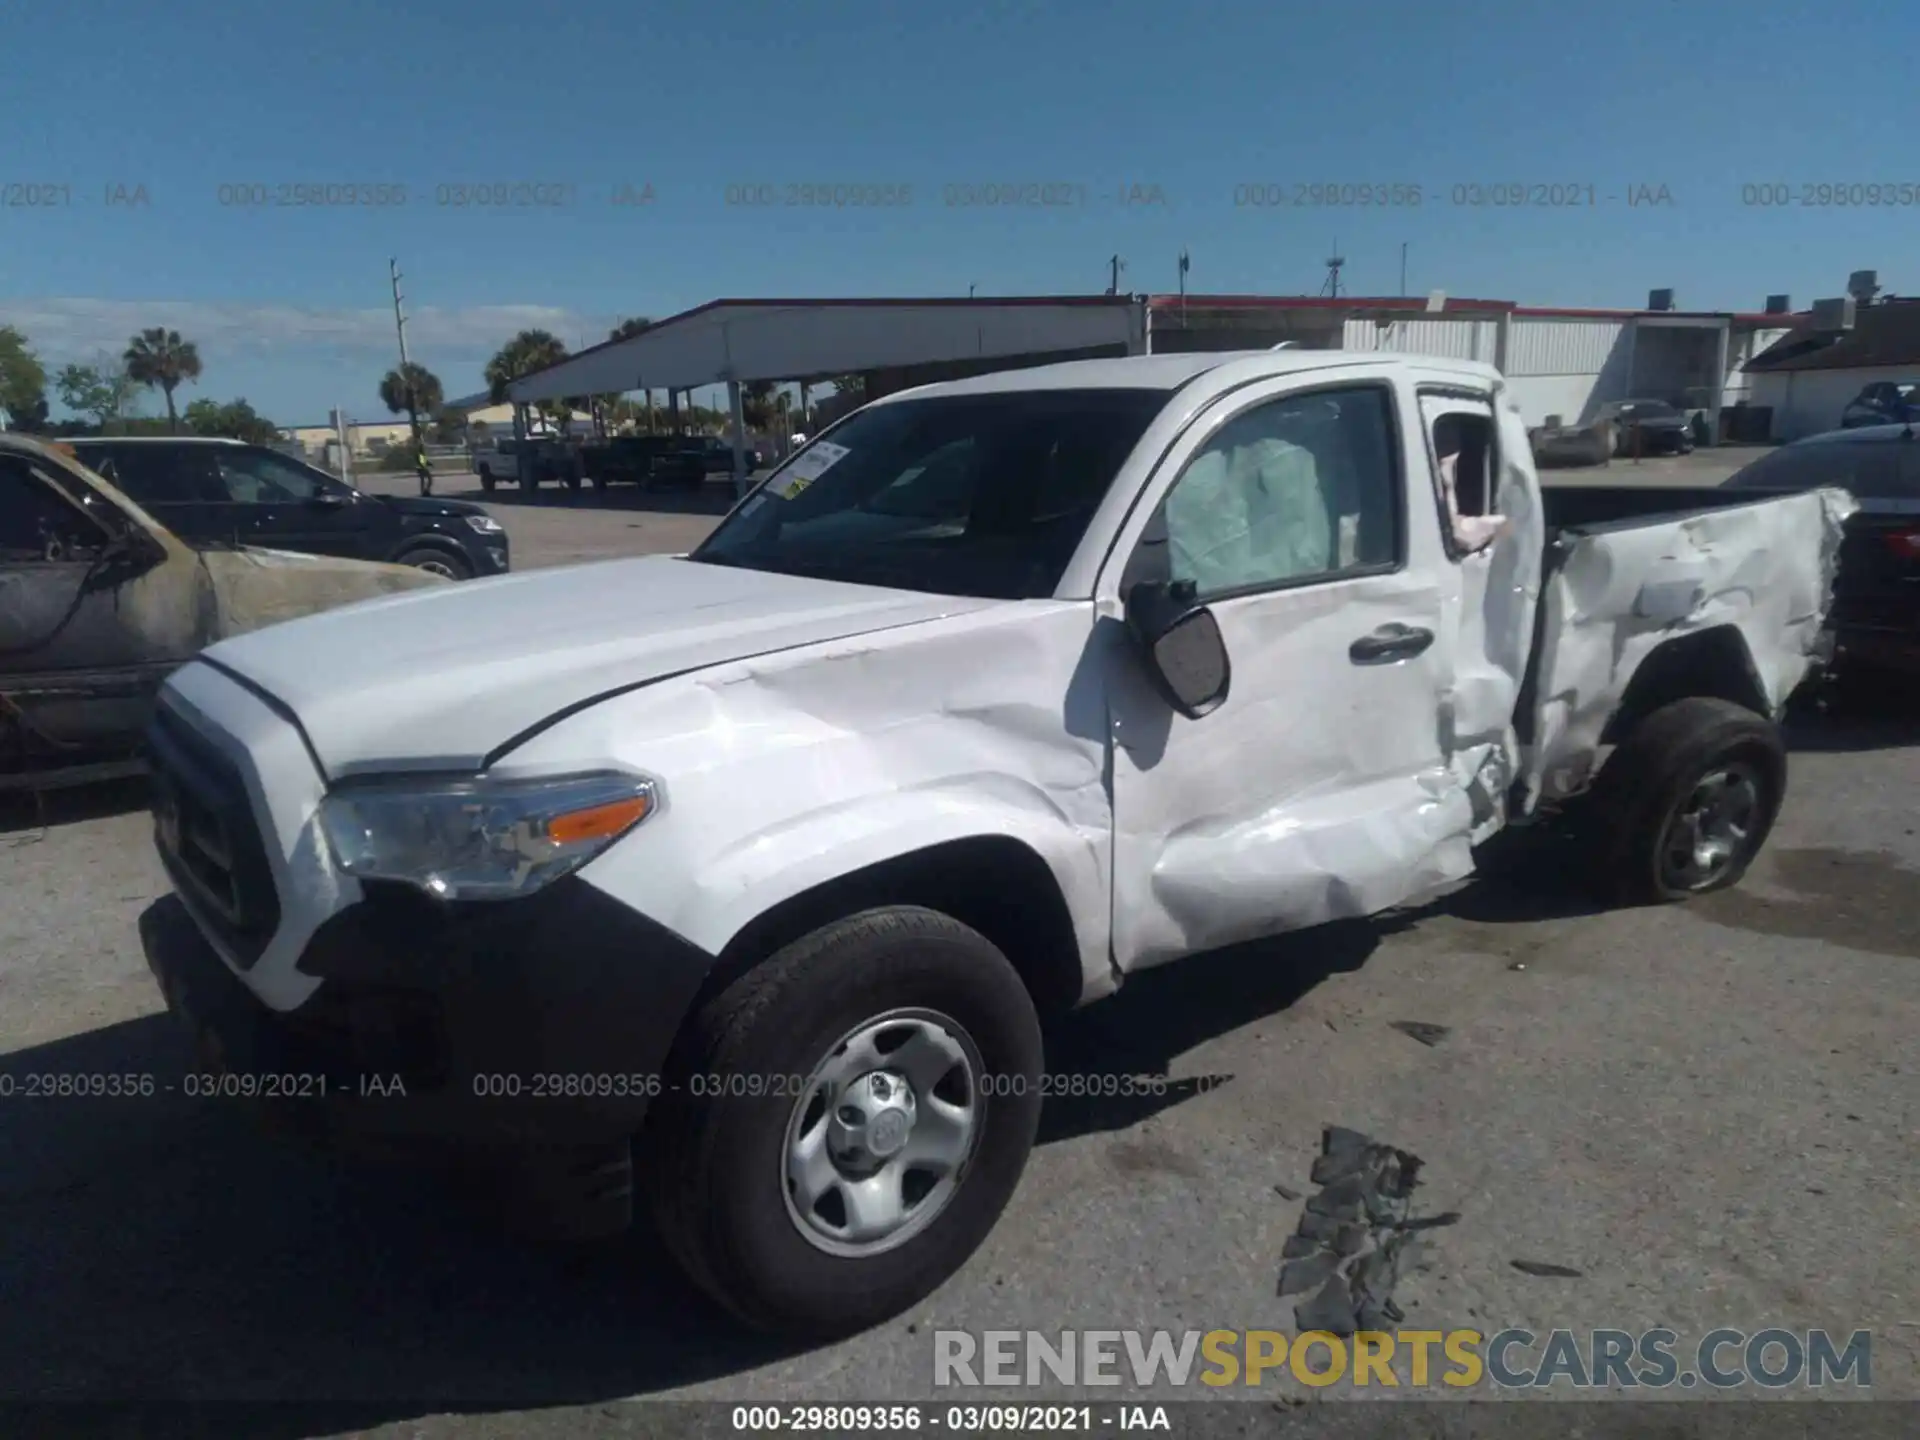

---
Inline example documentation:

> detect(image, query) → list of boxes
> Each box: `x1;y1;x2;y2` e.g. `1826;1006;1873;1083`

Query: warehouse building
505;292;1802;482
1744;288;1920;440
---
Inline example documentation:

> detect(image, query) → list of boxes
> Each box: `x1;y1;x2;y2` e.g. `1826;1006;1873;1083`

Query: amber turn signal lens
544;795;653;845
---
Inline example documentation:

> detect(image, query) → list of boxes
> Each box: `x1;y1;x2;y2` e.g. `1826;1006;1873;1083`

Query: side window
0;459;111;563
1153;385;1399;599
214;449;332;503
1426;404;1502;554
98;447;222;506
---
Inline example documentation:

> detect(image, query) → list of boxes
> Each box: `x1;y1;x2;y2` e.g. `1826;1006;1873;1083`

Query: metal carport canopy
506;296;1145;401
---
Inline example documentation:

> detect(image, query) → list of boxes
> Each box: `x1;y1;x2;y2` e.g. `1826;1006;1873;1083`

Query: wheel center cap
868;1108;911;1156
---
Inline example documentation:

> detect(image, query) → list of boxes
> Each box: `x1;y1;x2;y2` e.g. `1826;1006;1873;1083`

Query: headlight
319;771;657;901
465;514;504;535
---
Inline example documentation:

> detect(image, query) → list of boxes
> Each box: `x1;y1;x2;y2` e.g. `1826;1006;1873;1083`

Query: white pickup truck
138;351;1851;1338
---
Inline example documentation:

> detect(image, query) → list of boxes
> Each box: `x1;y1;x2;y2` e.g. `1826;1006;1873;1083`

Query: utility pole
389;257;429;493
1400;242;1408;296
1107;254;1126;296
1178;249;1190;325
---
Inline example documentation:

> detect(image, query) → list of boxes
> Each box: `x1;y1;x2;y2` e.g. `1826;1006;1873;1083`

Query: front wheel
644;907;1043;1337
1583;697;1786;905
394;545;471;580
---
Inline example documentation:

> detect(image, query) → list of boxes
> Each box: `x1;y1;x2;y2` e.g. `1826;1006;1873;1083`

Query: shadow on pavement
0;1017;801;1427
1037;920;1379;1143
0;819;1659;1426
1784;674;1920;753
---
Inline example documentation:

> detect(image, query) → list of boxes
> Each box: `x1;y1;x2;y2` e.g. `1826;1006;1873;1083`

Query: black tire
520;469;538;496
478;467;496;493
394;545;471;581
590;472;608;491
1582;697;1786;905
643;906;1043;1338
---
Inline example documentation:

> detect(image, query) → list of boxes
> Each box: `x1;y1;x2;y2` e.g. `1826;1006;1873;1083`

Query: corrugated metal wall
1505;318;1623;376
1341;318;1494;359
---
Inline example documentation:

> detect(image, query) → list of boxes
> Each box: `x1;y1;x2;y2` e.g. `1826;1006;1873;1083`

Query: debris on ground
1389;1020;1450;1047
1275;1126;1460;1334
1510;1259;1585;1278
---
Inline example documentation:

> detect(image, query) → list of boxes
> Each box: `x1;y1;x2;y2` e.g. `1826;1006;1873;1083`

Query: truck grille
147;703;282;969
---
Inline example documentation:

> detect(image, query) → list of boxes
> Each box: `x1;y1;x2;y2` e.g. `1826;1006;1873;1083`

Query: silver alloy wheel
781;1007;983;1257
1658;761;1761;891
409;556;460;579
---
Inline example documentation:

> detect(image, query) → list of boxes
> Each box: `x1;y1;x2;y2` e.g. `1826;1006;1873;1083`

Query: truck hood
197;554;1002;777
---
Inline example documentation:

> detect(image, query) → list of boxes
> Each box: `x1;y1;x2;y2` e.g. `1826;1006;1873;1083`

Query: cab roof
877;350;1503;401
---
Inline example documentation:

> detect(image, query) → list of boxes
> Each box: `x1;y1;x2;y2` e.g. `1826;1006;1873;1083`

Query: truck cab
136;351;1850;1339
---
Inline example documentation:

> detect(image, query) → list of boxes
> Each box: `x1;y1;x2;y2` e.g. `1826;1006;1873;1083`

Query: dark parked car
1723;423;1920;676
579;435;706;491
1839;380;1920;429
69;438;509;580
1598;398;1695;456
682;434;764;474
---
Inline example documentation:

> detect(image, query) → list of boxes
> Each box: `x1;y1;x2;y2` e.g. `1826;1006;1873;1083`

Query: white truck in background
138;351;1851;1338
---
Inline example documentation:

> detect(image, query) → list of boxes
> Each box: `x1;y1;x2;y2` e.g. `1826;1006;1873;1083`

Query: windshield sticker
771;440;850;499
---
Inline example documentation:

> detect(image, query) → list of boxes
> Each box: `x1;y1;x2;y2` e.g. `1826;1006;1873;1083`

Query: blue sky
4;0;1914;424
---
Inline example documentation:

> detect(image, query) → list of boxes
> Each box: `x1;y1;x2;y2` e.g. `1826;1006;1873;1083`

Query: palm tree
484;329;570;431
741;380;778;431
378;361;444;429
123;328;202;432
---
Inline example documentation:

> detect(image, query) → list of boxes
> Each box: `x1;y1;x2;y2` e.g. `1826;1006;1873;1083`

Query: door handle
1349;623;1435;664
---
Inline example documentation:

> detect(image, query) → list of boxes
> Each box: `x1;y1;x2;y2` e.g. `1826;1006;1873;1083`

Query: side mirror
1125;579;1231;718
306;490;350;508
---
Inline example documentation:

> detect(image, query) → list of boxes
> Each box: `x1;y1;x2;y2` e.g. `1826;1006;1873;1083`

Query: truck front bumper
138;874;715;1155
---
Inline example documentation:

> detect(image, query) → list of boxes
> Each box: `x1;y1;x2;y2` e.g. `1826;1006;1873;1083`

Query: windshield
688;389;1166;599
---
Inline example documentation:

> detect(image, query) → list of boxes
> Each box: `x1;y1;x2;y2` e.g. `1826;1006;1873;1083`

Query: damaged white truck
138;352;1851;1337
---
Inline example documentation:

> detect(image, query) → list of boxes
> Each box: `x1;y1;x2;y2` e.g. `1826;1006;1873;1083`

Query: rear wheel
644;906;1043;1337
1584;697;1786;904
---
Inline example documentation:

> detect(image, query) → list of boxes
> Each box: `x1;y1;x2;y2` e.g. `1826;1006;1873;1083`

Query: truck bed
1516;483;1856;813
1538;483;1774;537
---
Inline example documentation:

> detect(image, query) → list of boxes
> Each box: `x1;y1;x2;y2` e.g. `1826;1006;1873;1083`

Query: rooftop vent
1847;270;1880;304
1764;294;1791;315
1810;297;1857;332
1648;288;1675;312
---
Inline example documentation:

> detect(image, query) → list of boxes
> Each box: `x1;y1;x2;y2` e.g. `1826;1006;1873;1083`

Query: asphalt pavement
0;453;1914;1434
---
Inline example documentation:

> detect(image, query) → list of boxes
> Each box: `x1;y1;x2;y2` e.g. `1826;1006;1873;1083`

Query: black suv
69;438;508;580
